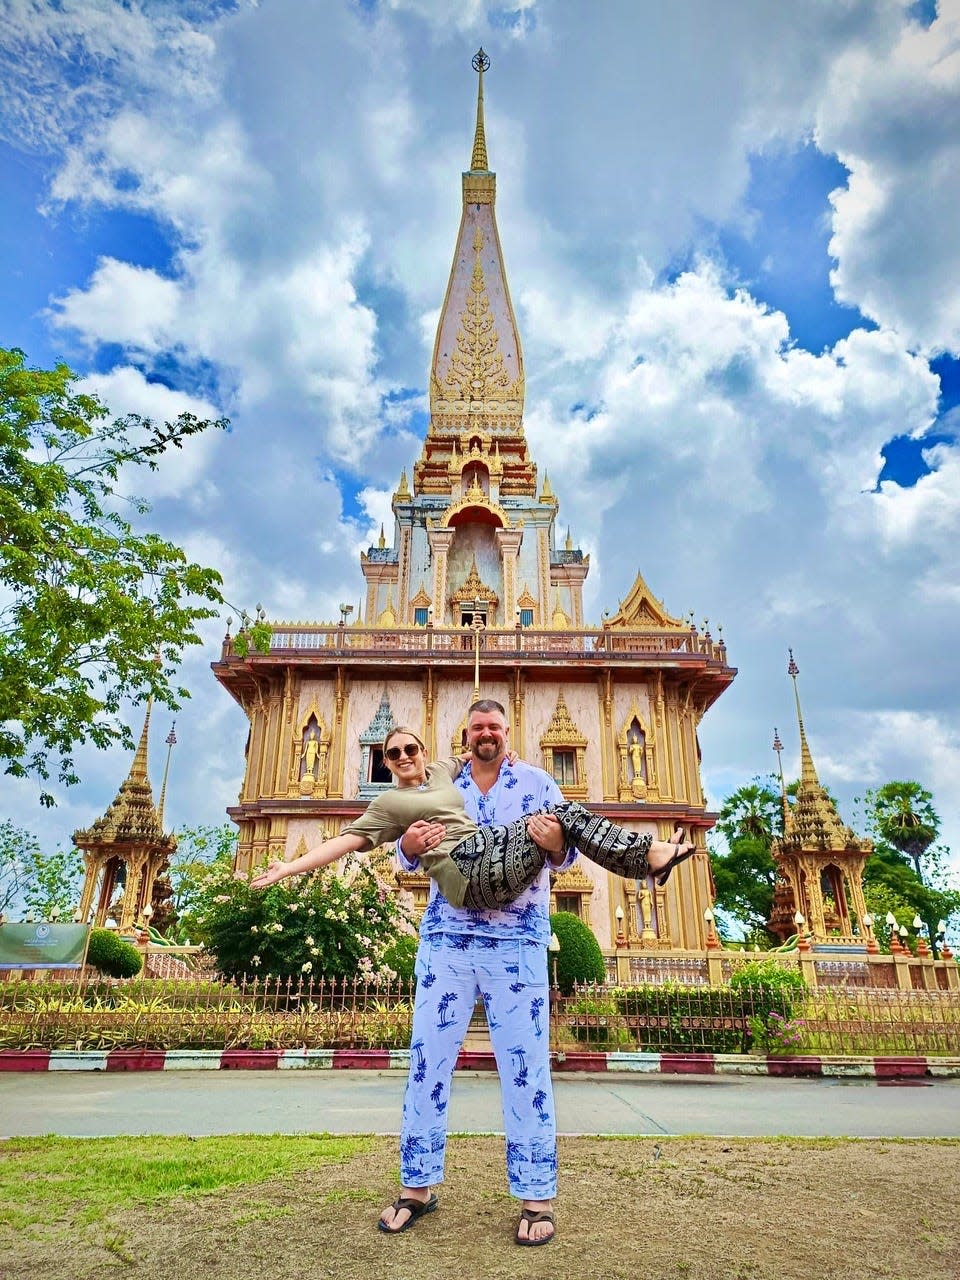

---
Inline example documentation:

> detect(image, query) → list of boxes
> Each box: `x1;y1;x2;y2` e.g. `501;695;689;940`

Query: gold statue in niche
638;881;656;943
629;733;647;799
303;729;320;779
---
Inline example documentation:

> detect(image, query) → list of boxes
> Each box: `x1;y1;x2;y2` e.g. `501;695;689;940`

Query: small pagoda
768;653;873;945
74;703;177;934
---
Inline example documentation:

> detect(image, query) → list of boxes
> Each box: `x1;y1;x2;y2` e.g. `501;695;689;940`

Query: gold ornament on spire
441;227;523;406
470;48;490;172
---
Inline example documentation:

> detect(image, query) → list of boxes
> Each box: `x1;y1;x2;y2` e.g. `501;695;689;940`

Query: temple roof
603;569;684;630
73;702;175;853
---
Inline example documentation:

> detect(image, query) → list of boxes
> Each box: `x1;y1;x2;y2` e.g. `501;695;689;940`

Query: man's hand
525;813;565;863
399;820;447;859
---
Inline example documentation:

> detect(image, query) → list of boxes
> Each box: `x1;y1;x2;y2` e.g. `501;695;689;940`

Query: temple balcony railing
225;624;729;665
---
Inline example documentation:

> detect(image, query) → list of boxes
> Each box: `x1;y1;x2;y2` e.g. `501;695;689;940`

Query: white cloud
818;0;960;352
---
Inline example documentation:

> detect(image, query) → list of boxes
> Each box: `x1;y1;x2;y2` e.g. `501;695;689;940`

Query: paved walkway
3;1069;958;1140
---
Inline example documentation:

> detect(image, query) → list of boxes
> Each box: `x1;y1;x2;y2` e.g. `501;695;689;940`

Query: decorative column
495;525;523;624
428;526;456;622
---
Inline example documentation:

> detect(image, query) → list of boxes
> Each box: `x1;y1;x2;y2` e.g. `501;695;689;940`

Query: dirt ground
3;1136;959;1280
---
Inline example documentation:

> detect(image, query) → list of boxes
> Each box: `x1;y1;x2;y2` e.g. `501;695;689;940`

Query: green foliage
198;856;416;982
20;845;84;919
166;823;239;942
0;346;233;804
729;959;807;1049
549;911;606;994
0;820;36;914
380;933;418;984
864;782;939;878
86;929;143;978
710;779;782;940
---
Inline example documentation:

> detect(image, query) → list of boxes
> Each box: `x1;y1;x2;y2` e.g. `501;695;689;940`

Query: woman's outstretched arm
250;832;370;888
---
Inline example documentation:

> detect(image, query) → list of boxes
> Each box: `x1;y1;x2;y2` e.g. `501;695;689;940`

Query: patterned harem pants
452;800;654;911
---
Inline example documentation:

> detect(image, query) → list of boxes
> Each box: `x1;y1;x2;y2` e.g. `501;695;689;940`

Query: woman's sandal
516;1208;556;1247
377;1192;438;1234
654;826;698;887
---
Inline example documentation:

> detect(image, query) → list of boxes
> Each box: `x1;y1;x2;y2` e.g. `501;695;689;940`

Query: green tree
0;820;35;915
20;845;84;919
859;782;958;956
710;780;782;940
0;347;249;804
864;782;939;882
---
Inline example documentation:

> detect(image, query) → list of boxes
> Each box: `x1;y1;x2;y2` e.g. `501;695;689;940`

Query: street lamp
548;931;560;989
471;597;486;701
614;904;626;948
861;913;878;955
703;906;720;950
794;911;809;952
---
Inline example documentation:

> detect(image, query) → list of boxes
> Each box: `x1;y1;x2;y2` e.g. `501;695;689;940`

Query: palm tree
869;782;939;883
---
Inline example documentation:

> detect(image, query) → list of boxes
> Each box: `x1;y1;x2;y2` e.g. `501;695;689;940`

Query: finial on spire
130;697;153;784
470;47;490;171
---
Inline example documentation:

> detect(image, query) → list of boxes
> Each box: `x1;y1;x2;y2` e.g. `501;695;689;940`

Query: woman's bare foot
516;1198;555;1244
379;1185;433;1232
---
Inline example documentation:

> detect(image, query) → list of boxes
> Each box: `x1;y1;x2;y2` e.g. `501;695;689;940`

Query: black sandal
516;1207;555;1247
377;1192;438;1234
655;827;698;886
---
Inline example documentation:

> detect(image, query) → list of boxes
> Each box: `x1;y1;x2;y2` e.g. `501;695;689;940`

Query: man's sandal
377;1192;438;1234
515;1208;555;1246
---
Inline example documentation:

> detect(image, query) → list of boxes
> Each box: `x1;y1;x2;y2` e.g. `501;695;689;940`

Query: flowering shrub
748;1009;806;1055
195;854;416;983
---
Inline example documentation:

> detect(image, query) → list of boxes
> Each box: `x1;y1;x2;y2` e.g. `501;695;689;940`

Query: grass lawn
1;1133;958;1280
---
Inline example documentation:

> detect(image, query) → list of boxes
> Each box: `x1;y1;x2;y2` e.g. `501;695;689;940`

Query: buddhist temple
74;701;177;934
768;652;873;946
213;52;736;953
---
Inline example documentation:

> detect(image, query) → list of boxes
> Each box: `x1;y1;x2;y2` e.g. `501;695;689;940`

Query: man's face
466;710;509;762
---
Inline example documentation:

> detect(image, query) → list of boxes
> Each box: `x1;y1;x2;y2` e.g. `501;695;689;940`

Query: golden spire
378;523;386;549
787;649;819;788
157;721;177;826
470;48;490;171
395;470;411;500
130;697;152;783
783;651;867;851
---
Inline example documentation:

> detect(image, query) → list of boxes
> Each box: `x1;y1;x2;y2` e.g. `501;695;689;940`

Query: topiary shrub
549;911;606;994
86;929;143;978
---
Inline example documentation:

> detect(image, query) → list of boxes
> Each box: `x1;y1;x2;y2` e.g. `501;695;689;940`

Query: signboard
0;922;91;969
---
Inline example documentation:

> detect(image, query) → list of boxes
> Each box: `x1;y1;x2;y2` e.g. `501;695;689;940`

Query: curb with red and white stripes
1;1049;957;1077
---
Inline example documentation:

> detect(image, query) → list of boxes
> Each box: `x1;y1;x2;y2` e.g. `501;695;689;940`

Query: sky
1;0;959;894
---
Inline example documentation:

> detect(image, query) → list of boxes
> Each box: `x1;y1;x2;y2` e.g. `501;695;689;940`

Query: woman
252;726;697;906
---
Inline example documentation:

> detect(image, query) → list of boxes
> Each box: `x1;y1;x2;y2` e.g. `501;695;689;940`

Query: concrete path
3;1070;958;1140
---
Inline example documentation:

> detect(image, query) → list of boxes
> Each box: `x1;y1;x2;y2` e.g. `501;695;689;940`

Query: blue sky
1;0;959;885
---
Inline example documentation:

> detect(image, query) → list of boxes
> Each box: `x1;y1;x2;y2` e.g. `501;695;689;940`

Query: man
378;698;573;1246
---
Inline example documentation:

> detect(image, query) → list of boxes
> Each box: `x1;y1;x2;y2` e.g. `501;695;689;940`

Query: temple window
552;749;577;787
519;608;534;628
555;893;581;918
414;607;429;626
368;746;392;784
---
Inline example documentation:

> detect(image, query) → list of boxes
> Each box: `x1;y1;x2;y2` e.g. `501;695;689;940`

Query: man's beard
472;738;503;760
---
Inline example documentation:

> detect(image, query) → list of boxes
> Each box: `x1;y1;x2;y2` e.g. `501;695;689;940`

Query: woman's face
383;733;428;787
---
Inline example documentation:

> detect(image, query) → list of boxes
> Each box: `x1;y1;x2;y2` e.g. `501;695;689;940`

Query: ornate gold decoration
439;490;511;529
409;584;432;612
438;228;523;407
616;705;659;802
470;48;490;171
395;470;411;501
290;700;331;798
769;654;872;943
74;702;176;933
449;558;499;613
538;472;557;507
377;588;397;627
603;569;683;630
540;691;588;800
550;588;570;630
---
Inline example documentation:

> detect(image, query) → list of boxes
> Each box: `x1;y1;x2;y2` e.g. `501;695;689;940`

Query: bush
198;854;416;983
729;959;808;1052
380;933;417;984
613;983;748;1053
85;929;143;978
549;911;606;994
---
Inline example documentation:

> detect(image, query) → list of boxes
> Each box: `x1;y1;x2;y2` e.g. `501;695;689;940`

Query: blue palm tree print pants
400;932;558;1199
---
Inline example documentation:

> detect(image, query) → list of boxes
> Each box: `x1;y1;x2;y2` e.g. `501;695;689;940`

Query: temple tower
213;53;736;953
768;652;873;944
74;702;177;933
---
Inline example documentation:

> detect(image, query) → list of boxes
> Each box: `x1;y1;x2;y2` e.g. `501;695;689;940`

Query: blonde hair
383;725;426;753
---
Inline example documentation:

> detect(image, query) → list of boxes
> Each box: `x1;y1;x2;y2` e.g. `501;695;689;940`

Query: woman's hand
250;860;289;889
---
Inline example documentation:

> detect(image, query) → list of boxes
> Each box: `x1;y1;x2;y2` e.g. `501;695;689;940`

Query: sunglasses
385;743;422;761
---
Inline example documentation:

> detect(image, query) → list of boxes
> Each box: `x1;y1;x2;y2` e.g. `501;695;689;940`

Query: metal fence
2;974;958;1056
